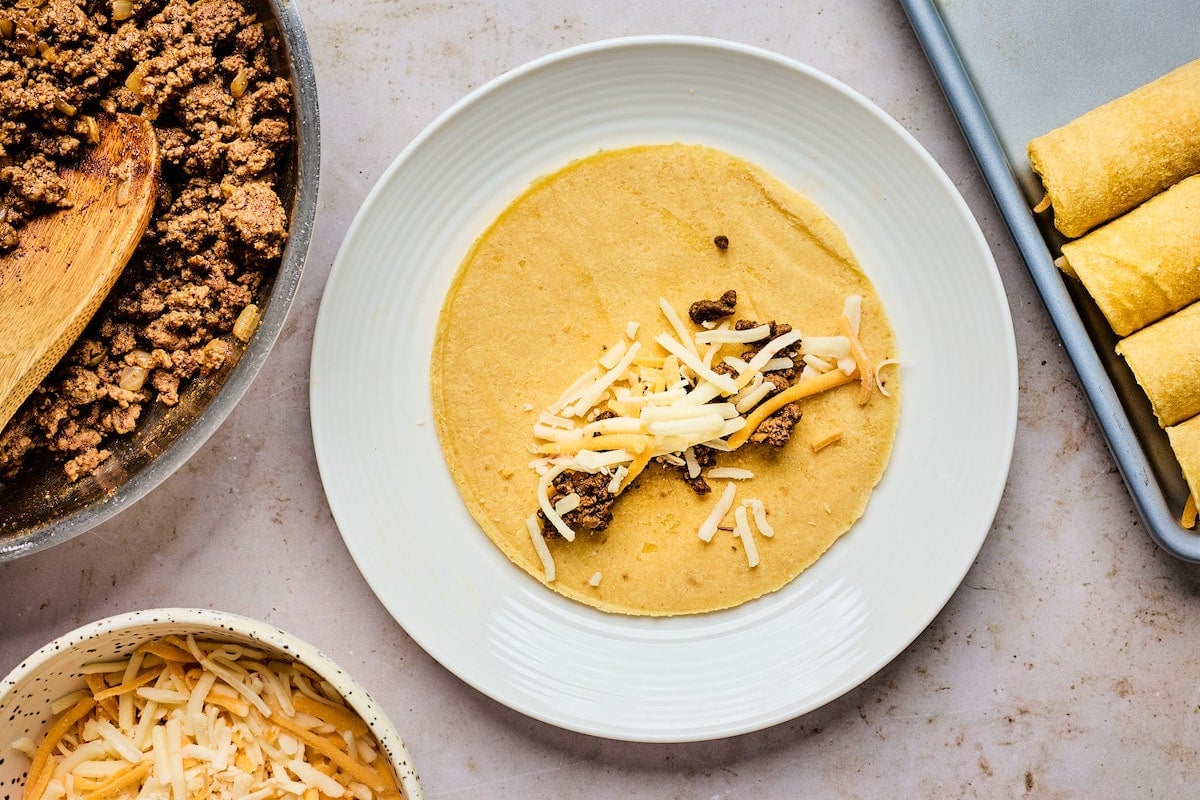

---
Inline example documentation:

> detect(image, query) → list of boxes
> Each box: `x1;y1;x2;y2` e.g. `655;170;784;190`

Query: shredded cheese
874;358;900;397
725;368;856;450
549;366;601;413
597;338;628;369
733;381;773;414
526;514;557;582
732;330;803;390
658;297;699;356
695;324;770;344
744;498;774;537
565;341;643;417
537;461;577;541
588;571;603;587
810;429;843;452
654;332;738;394
14;639;403;800
572;449;635;472
733;505;759;568
838;315;875;404
606;465;628;494
554;493;581;515
802;354;834;372
697;483;737;542
526;293;891;565
842;294;862;334
799;335;851;360
615;448;654;494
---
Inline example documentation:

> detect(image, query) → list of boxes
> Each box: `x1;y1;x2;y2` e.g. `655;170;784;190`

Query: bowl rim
0;607;423;800
0;0;320;563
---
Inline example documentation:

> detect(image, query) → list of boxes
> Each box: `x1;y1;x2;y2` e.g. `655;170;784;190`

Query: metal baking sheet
900;0;1200;560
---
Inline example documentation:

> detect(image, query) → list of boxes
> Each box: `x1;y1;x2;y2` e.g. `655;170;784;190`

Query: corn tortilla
430;144;900;616
1059;174;1200;337
1115;301;1200;428
1028;59;1200;238
1167;415;1200;508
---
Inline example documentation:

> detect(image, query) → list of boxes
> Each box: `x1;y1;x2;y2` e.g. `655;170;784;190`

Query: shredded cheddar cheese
837;315;875;405
810;429;844;452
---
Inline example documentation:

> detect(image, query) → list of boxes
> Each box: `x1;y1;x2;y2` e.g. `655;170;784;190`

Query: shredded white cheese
803;353;834;372
549;366;601;413
606;465;628;494
526;514;556;581
800;335;851;360
554;492;581;515
654;332;738;394
729;506;758;568
588;571;603;587
537;461;576;541
734;505;759;568
658;297;699;356
565;341;642;417
732;329;803;389
843;294;862;334
597;338;628;369
744;498;774;537
697;483;737;542
695;324;770;345
875;358;900;397
733;381;773;414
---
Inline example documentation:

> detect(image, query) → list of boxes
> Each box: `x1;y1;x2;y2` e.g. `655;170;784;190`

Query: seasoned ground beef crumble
0;0;292;481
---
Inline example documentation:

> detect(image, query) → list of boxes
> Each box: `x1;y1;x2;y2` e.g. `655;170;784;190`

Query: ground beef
738;319;801;381
688;289;737;324
676;444;717;495
749;402;803;447
0;0;292;480
540;470;617;536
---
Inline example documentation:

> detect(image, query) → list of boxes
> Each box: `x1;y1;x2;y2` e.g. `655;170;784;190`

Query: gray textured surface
3;2;1200;797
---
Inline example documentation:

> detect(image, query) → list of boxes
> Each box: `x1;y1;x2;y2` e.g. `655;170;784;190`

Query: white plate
310;36;1017;742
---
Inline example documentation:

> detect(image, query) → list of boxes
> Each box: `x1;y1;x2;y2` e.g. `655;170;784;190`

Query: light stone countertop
4;2;1200;797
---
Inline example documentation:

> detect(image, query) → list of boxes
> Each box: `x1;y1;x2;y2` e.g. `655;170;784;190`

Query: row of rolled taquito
1027;59;1200;523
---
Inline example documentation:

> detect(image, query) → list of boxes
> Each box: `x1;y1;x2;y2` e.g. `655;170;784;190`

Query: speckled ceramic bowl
0;608;422;800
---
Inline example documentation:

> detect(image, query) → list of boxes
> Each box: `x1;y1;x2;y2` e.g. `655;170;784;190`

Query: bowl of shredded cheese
0;609;422;800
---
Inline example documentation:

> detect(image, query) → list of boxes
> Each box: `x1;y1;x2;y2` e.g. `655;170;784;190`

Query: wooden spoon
0;113;159;431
